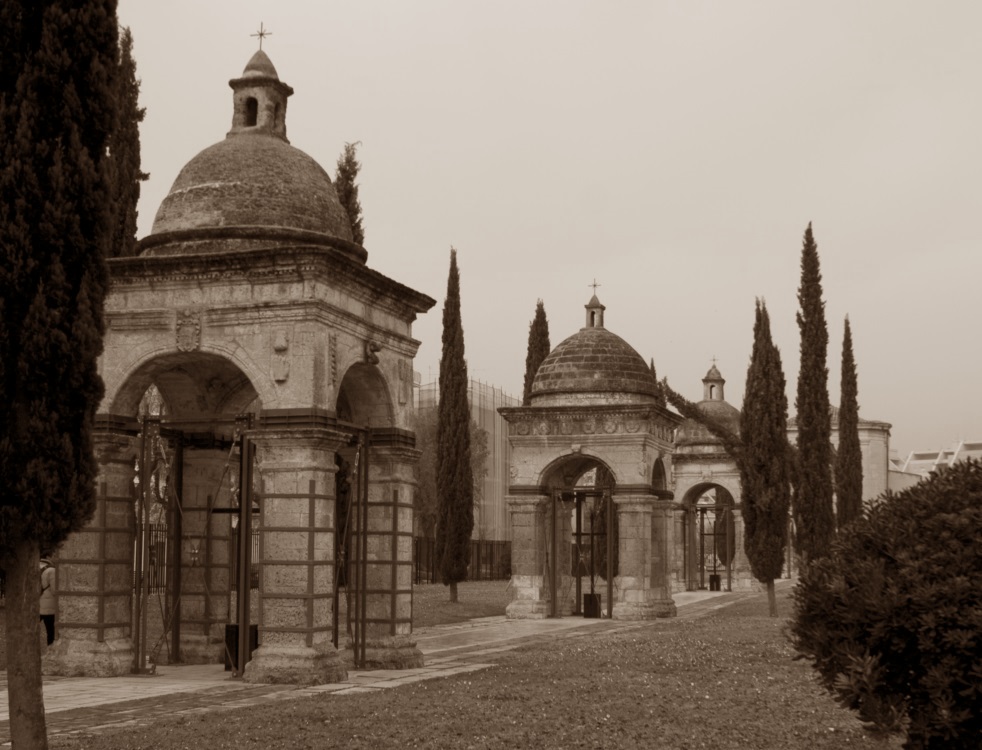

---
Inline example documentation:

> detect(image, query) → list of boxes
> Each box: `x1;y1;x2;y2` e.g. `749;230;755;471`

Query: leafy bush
790;458;982;749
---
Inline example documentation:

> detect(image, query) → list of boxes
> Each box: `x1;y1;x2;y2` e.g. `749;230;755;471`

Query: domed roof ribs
228;50;294;141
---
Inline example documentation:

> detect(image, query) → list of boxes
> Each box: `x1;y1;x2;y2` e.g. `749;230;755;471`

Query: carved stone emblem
175;311;200;352
272;330;290;383
365;339;382;365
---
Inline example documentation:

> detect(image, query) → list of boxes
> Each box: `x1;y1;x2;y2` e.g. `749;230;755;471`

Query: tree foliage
793;223;835;563
791;459;982;748
0;2;119;746
107;25;147;258
522;299;550;406
434;249;474;601
335;141;365;245
835;316;863;528
739;300;791;616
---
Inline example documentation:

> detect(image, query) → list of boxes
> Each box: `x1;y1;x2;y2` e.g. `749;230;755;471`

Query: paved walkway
0;588;754;745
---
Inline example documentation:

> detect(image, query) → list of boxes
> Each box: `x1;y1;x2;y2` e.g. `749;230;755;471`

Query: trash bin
583;593;602;618
709;574;721;592
224;624;259;671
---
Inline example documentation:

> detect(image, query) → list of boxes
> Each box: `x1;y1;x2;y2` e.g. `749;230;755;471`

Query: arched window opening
245;97;258;126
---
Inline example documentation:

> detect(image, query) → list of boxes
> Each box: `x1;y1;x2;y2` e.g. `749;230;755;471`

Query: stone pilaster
242;428;346;685
346;444;422;669
611;495;676;620
44;428;137;677
505;496;550;619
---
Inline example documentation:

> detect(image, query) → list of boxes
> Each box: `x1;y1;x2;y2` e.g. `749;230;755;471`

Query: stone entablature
500;405;677;440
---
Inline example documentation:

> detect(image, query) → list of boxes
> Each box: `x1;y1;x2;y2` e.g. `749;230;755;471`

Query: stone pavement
0;588;754;745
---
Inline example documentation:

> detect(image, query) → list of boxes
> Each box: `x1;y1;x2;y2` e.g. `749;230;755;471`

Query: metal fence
413;538;511;584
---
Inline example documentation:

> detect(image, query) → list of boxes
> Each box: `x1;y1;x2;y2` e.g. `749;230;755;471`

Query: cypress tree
522;299;550;405
0;2;118;746
740;300;791;616
335;141;365;245
434;249;474;602
794;223;835;563
835;316;863;527
650;359;667;408
107;26;147;258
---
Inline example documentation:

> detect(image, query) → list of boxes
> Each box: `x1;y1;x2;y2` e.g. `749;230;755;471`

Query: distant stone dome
675;364;741;446
530;295;659;407
140;51;360;260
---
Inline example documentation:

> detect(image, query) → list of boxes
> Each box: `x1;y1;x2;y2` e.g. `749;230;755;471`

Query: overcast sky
117;1;982;458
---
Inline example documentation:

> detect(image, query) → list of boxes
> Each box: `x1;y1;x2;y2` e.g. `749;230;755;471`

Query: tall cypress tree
835;316;863;528
522;299;550;405
794;223;835;563
0;3;118;746
335;141;365;246
740;300;791;616
434;248;474;603
107;26;147;258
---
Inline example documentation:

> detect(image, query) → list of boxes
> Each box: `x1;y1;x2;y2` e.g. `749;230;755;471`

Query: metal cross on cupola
251;22;272;50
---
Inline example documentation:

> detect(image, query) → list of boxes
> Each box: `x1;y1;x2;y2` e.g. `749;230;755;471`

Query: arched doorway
116;352;261;672
681;483;736;591
537;456;618;619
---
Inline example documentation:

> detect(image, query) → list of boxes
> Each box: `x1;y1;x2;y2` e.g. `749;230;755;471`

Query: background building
417;378;519;542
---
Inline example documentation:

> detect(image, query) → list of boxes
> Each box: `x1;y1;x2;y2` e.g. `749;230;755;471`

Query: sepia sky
117;1;982;458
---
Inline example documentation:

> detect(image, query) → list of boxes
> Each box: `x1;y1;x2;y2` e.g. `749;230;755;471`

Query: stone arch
336;362;394;428
104;342;270;419
651;457;668;492
108;350;261;419
538;452;617;492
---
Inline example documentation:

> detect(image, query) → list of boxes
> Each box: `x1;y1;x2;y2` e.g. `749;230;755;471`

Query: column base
346;635;424;670
243;643;347;685
42;636;134;677
612;598;677;620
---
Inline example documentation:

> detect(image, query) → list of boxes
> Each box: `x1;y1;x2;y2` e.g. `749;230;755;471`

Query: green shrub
790;458;982;749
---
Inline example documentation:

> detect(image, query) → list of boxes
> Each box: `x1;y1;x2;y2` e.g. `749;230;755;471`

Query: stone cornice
109;244;436;323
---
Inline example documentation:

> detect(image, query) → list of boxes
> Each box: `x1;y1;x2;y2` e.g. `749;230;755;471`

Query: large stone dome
149;135;353;240
139;50;360;260
530;295;659;407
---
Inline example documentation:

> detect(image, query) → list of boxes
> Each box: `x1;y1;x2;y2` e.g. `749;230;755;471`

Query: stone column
611;495;676;620
44;428;137;676
349;444;423;669
243;427;346;685
649;499;678;617
505;496;550;619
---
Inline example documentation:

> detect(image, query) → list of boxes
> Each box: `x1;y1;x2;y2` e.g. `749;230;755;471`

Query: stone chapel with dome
44;50;435;683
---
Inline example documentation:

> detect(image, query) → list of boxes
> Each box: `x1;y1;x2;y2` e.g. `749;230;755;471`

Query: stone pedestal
44;429;137;677
243;428;346;685
505;496;551;619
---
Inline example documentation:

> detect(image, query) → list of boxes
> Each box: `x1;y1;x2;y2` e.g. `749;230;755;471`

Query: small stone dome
140;51;359;259
675;364;741;446
530;294;659;406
